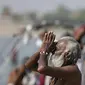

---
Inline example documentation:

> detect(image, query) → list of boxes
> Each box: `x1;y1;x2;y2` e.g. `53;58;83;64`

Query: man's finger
52;34;55;43
47;32;51;41
43;33;48;41
49;31;53;41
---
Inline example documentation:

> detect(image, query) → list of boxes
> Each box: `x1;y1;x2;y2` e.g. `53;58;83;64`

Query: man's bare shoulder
61;65;81;83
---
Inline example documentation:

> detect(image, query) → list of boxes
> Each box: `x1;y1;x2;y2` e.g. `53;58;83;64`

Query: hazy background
0;0;85;85
0;0;85;13
0;0;85;35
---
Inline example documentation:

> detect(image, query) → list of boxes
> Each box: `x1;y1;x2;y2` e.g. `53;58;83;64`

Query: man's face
48;36;81;67
48;40;67;67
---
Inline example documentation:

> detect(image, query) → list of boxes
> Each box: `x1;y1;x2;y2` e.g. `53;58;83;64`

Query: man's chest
49;78;80;85
49;78;68;85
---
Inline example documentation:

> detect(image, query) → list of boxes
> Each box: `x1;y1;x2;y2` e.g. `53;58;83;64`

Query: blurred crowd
0;23;85;85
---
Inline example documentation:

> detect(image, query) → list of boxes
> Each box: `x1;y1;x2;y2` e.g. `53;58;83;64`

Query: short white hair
58;36;81;64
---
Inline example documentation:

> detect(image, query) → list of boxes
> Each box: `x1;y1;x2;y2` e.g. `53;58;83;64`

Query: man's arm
7;66;25;85
25;51;40;70
38;64;80;80
7;51;40;85
37;52;79;80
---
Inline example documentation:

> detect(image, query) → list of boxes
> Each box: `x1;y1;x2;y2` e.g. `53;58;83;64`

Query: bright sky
0;0;85;13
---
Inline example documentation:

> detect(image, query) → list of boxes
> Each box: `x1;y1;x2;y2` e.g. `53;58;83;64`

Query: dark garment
49;77;66;85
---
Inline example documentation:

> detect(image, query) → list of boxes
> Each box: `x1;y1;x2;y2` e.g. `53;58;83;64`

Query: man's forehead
57;39;67;43
55;36;79;51
56;39;68;46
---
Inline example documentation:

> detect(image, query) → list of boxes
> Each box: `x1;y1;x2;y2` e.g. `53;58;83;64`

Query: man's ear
63;50;70;62
63;50;69;57
62;52;67;66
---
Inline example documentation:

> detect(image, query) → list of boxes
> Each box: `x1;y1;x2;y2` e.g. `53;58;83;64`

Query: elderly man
8;32;81;85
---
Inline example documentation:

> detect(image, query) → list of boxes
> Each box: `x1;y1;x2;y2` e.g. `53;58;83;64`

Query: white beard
48;53;64;67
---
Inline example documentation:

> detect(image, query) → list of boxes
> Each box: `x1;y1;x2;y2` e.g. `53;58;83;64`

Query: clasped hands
39;31;57;55
38;32;57;72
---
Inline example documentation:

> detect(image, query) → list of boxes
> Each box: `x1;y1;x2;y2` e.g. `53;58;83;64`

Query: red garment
74;25;85;41
39;74;45;85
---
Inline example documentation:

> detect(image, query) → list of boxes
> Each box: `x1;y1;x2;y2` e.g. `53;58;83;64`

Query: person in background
74;25;85;85
8;57;38;85
11;48;18;65
74;25;85;47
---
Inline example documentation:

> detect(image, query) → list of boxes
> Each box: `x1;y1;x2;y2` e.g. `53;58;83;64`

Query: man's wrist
40;51;49;56
39;47;50;53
